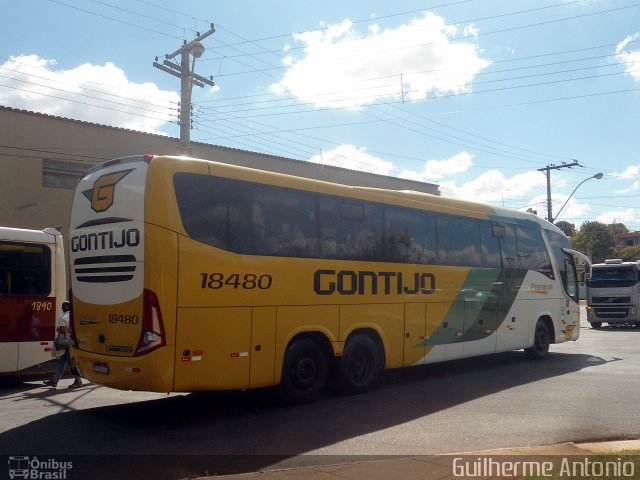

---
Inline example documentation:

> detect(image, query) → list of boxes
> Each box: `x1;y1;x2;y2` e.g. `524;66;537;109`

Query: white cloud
0;54;179;134
398;151;473;181
597;208;638;226
613;164;640;179
438;170;547;203
616;33;640;82
463;24;480;40
612;165;640;193
272;12;490;108
550;194;592;222
309;144;395;175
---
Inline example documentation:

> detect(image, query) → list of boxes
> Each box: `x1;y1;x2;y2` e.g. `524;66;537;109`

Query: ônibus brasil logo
8;456;73;479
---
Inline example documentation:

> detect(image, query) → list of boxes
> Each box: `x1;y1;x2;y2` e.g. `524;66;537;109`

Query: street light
551;172;604;223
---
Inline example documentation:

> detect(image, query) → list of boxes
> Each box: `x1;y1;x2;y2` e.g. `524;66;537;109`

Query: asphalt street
1;307;639;478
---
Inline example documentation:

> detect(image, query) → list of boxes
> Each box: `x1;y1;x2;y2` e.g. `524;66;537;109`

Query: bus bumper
71;346;175;392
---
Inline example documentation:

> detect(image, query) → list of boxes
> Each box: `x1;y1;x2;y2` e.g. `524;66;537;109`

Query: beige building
0;105;439;236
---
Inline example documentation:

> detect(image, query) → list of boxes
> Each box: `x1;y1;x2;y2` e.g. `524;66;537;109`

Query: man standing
44;301;83;389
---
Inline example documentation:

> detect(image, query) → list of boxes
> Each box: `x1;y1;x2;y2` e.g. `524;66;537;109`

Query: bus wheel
339;334;381;395
591;322;602;329
525;320;550;360
279;338;328;405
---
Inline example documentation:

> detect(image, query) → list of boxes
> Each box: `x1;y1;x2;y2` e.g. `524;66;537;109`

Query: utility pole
153;25;216;155
537;161;580;223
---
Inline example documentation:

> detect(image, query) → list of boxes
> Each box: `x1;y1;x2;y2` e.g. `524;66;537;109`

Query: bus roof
592;260;640;269
0;226;61;244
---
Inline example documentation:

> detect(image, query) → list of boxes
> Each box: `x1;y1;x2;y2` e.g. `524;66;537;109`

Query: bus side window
515;224;553;278
500;224;517;269
318;198;383;261
174;173;231;250
249;184;318;258
0;243;51;296
384;206;436;264
0;270;7;295
437;216;481;267
480;222;502;268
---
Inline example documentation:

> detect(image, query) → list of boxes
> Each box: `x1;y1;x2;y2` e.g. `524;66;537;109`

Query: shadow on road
0;351;609;479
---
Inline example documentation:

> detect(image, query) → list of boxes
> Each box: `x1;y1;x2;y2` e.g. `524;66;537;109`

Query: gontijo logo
82;169;134;213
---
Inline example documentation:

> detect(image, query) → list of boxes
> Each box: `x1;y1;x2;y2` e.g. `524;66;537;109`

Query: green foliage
555;221;575;237
570;221;613;263
620;245;640;262
611;222;629;234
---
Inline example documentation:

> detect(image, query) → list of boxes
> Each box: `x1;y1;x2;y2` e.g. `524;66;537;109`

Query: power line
46;0;183;40
201;1;635;66
0;82;176;123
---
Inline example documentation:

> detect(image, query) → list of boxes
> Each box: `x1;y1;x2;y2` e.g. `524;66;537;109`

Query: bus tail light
135;289;166;356
68;289;79;349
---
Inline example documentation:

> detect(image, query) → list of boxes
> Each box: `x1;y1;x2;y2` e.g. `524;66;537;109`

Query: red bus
0;227;66;376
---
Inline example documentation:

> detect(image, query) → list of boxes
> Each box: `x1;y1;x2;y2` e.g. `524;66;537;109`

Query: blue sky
3;0;640;230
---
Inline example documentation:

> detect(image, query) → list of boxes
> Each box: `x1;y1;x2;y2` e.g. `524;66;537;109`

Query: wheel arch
537;315;556;344
275;330;335;384
343;327;386;369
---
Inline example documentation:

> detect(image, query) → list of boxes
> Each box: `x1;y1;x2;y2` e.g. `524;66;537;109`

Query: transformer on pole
153;25;216;155
537;161;580;223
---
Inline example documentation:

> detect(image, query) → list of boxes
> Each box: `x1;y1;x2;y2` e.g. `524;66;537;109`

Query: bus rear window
0;242;51;296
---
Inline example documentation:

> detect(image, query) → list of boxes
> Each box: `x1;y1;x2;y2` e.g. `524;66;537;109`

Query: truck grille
591;296;631;304
594;307;630;319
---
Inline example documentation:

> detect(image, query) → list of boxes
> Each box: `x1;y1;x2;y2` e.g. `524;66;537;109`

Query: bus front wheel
279;338;328;405
338;334;381;395
525;320;550;360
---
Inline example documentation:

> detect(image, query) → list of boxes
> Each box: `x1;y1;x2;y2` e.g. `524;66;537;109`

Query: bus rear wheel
525;320;550;360
338;334;381;395
279;338;328;405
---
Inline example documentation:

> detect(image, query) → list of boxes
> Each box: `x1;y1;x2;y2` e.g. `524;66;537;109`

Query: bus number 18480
200;273;273;290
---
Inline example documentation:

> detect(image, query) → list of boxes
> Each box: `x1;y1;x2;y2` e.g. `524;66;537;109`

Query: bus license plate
93;362;109;374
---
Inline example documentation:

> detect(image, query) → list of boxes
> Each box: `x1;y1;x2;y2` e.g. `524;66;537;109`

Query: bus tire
591;322;602;329
338;334;381;395
279;338;328;405
525;320;550;360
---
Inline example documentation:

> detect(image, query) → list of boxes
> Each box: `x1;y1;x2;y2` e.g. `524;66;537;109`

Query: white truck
586;258;640;328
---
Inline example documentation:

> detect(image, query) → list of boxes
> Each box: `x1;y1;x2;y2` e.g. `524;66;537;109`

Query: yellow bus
69;154;581;403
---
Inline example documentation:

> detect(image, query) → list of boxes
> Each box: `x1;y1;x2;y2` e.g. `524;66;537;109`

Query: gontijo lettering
314;269;436;295
71;228;140;252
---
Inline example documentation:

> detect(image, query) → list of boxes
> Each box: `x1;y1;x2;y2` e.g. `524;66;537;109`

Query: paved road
1;308;639;478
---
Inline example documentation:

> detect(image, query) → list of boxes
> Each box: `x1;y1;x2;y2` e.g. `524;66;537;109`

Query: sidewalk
203;440;640;480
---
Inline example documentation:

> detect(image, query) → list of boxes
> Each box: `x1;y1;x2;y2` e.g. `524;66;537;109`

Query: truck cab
586;259;640;328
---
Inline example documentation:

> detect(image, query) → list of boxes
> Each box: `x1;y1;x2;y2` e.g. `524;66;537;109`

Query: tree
611;223;629;235
620;245;640;262
555;221;575;237
571;221;613;264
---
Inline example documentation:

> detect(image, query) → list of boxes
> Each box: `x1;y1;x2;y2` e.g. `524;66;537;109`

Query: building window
42;159;92;190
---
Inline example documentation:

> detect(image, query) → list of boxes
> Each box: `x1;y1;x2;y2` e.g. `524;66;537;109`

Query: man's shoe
43;380;57;388
68;381;83;389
